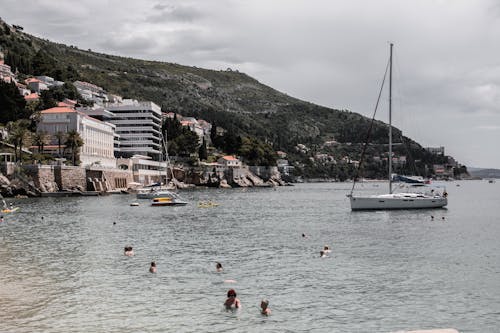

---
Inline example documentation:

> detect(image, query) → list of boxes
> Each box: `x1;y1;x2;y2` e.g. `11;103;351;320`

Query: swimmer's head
151;261;156;267
227;289;236;297
261;299;269;307
216;262;222;268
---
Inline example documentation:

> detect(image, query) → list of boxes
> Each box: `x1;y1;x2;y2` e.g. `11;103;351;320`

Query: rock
0;174;10;186
219;179;231;188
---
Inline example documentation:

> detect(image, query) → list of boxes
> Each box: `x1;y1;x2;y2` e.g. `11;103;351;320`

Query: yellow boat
151;193;188;206
2;207;19;213
197;201;220;208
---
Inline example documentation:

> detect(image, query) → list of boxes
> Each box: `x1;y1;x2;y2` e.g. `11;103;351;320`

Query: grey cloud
2;0;500;167
148;3;202;23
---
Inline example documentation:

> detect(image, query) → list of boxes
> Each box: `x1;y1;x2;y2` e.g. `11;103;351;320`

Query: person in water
0;215;3;223
124;246;134;256
149;261;157;273
216;262;223;272
323;245;331;253
260;299;271;316
320;250;326;258
224;289;241;310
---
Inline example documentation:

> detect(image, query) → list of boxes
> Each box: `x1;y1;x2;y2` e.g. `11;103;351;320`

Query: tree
162;115;183;142
0;81;28;124
32;131;48;154
198;137;208;160
6;119;31;162
64;130;83;165
54;131;66;157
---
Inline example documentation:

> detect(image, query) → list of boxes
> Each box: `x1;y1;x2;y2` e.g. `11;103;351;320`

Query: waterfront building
426;146;445;156
37;106;116;168
105;99;162;161
217;155;242;169
116;155;168;185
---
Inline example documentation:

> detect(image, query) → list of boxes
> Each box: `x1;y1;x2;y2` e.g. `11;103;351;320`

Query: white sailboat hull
350;193;447;210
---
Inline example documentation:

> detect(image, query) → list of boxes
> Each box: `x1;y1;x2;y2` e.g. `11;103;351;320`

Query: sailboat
136;133;179;199
348;43;448;211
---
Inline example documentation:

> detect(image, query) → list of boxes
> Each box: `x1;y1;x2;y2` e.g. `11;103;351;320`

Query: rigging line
349;57;390;196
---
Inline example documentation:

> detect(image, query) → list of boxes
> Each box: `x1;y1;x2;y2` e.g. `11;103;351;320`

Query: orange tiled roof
57;101;74;108
24;93;40;100
25;78;42;84
222;155;238;161
40;106;77;114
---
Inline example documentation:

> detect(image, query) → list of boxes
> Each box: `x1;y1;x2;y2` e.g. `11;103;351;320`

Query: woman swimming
224;289;241;310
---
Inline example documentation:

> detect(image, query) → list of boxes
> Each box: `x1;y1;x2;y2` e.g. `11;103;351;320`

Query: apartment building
38;107;116;168
104;99;162;160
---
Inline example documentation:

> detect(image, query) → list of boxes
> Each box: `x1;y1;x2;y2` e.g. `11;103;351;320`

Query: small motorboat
151;192;188;206
130;202;140;206
198;201;220;208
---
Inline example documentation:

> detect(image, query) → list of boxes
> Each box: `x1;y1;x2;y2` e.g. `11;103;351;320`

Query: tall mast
388;43;393;194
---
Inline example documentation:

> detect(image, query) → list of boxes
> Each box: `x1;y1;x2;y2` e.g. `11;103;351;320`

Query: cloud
149;3;203;23
2;0;500;167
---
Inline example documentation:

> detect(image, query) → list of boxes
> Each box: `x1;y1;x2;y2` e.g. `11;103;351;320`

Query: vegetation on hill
0;19;462;179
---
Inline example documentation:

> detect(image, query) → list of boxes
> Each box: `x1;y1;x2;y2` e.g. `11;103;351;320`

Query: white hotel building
38;107;116;168
105;99;162;161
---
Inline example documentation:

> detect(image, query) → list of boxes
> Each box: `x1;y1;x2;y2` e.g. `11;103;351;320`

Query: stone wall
22;165;58;192
55;166;87;191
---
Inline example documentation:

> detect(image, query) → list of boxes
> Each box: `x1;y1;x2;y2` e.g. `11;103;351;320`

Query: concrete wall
55;166;87;191
22;165;133;192
87;168;133;191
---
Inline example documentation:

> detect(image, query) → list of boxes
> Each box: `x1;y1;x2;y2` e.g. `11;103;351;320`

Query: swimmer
124;246;134;256
216;262;223;272
320;250;326;258
302;233;306;238
149;261;157;273
431;215;434;220
224;289;241;310
0;215;3;223
442;216;445;220
323;245;331;253
260;299;271;316
113;222;116;225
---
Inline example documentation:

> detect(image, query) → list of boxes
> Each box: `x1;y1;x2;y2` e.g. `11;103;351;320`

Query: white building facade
38;107;116;168
105;100;162;161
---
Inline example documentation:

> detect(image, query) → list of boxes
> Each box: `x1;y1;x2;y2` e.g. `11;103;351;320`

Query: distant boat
348;44;447;211
136;185;177;199
151;192;188;206
136;133;178;199
488;179;495;183
392;174;427;184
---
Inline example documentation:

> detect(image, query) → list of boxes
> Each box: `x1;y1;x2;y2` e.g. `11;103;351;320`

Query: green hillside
0;19;459;179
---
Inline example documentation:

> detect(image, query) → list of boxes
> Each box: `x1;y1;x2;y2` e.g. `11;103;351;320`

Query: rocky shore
0;165;285;198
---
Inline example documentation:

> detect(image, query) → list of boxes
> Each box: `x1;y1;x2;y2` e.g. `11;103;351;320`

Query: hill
0;19;458;179
468;168;500;179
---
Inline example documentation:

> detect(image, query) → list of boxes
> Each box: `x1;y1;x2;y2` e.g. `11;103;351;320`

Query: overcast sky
2;0;500;168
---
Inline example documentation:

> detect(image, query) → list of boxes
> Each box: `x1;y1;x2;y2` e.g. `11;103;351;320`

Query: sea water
0;181;499;332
